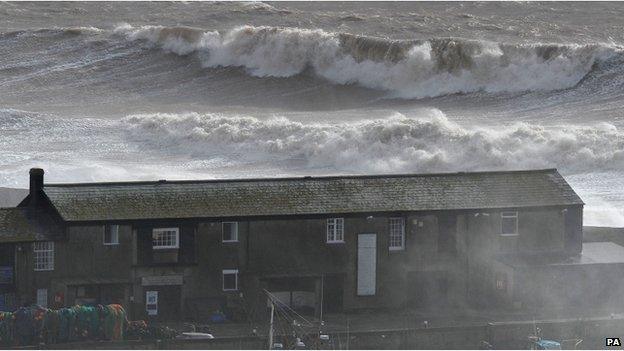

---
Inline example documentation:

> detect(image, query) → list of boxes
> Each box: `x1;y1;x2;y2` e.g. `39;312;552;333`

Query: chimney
29;168;44;206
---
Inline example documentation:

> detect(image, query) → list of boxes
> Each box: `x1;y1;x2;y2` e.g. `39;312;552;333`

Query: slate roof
0;207;63;242
40;169;583;222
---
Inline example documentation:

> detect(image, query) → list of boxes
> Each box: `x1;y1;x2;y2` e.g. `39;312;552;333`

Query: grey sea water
1;1;624;226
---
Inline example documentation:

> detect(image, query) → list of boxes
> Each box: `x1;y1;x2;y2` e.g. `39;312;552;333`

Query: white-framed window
501;211;518;236
103;224;120;245
152;227;179;249
389;217;405;251
33;241;54;271
326;218;344;243
222;269;239;291
495;272;507;291
222;222;238;242
36;288;48;307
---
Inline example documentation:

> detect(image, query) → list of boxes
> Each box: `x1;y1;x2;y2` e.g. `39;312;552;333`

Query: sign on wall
146;290;158;316
141;275;183;286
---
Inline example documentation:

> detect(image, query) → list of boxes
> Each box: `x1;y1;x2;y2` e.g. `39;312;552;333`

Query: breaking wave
114;24;622;98
122;111;624;174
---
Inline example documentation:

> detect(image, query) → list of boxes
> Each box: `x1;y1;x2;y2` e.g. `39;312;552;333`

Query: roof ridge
0;207;27;211
44;168;559;188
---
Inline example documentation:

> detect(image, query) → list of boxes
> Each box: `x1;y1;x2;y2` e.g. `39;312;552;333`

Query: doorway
144;285;182;321
322;274;344;313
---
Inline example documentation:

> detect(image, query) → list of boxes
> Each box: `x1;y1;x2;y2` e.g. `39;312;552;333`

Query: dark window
501;212;518;235
222;222;238;242
223;269;238;291
104;225;119;245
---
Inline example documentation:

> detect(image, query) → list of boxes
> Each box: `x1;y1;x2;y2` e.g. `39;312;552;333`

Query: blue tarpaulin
536;339;561;349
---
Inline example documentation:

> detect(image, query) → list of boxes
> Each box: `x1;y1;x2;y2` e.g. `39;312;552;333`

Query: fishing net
0;303;128;346
0;311;14;347
125;320;176;341
99;304;126;341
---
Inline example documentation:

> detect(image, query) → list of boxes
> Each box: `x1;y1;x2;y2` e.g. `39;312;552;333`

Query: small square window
223;269;238;291
104;225;119;245
326;218;344;243
501;212;518;236
222;222;238;242
152;228;179;249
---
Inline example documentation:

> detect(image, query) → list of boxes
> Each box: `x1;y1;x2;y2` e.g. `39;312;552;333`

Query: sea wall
14;316;624;349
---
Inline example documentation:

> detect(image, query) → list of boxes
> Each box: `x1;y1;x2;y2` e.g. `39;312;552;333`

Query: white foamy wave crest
114;24;621;98
122;111;624;173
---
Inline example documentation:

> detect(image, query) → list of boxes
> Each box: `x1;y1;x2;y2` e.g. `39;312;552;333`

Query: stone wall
27;316;623;349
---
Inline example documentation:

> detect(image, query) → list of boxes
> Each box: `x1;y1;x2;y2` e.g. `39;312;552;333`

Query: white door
357;233;377;296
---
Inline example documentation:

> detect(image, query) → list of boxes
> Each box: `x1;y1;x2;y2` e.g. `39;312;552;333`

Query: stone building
2;167;622;321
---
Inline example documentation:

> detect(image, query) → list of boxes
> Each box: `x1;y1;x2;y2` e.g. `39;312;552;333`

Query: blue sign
0;266;13;284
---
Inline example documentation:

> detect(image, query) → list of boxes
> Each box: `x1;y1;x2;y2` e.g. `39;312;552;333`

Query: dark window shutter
179;225;196;264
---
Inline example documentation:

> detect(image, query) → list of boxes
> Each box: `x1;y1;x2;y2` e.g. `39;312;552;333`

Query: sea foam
122;111;624;174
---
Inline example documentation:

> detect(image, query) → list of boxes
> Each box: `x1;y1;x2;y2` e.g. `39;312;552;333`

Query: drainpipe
268;299;275;349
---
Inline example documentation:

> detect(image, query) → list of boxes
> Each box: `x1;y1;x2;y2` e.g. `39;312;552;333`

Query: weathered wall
130;220;247;321
459;206;576;309
12;204;581;320
513;262;624;310
62;225;133;278
14;224;134;308
237;214;462;312
463;207;569;258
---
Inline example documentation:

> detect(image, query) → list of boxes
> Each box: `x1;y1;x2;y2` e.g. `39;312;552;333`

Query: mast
346;317;350;350
319;274;324;326
268;298;275;350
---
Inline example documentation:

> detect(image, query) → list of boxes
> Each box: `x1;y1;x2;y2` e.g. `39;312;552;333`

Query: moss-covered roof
42;169;583;222
0;207;62;242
